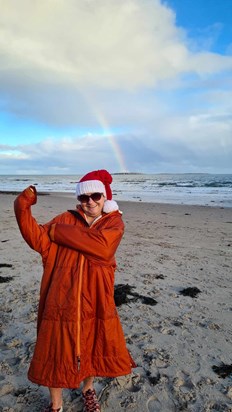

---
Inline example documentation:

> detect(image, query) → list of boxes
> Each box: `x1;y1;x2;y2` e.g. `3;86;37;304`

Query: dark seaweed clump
146;370;161;385
0;263;14;283
0;263;13;268
212;363;232;378
155;274;165;279
180;287;201;298
0;276;13;283
114;284;157;307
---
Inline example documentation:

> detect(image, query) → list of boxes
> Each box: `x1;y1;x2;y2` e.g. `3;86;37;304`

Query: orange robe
14;188;135;388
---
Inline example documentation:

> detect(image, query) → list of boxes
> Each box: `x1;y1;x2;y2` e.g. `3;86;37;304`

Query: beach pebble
173;376;185;387
0;382;14;396
206;378;214;385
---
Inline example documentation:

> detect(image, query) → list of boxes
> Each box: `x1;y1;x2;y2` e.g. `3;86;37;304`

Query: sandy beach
0;192;232;412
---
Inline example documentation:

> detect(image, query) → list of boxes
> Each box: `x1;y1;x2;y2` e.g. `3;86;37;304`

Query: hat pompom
103;200;119;213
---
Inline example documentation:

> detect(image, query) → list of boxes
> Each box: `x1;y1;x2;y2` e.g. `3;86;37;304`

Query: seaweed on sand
0;276;13;283
114;284;157;307
180;287;201;298
212;363;232;378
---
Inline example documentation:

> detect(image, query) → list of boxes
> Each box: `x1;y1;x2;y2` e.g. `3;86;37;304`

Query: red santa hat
76;169;119;213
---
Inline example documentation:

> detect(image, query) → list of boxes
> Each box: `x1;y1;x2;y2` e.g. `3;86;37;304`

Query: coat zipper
76;254;85;371
75;215;108;370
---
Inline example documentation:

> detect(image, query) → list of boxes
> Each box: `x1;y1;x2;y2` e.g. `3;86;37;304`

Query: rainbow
108;133;127;172
94;110;127;173
81;91;127;172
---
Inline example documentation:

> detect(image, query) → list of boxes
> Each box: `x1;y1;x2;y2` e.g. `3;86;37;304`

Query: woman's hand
24;185;37;205
28;185;36;194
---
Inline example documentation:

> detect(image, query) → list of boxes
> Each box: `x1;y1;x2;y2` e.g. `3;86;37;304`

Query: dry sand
0;192;232;412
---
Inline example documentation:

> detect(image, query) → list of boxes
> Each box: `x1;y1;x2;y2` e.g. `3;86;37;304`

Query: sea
1;173;232;208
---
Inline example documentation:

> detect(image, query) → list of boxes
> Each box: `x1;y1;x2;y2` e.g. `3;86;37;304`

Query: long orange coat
14;187;135;388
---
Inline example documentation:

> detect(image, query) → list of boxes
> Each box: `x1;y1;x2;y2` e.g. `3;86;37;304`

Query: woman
14;169;135;412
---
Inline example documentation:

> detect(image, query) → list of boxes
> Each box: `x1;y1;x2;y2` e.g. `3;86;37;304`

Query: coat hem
28;368;134;389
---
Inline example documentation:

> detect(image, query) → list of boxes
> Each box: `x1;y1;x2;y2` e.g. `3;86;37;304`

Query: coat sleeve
52;215;124;263
14;187;52;258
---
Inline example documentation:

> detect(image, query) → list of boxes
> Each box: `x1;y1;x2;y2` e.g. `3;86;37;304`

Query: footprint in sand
146;395;162;411
173;372;196;404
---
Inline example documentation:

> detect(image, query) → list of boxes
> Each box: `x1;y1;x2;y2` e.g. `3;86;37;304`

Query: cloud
1;116;232;174
0;136;120;173
1;0;232;93
1;0;231;127
0;0;232;173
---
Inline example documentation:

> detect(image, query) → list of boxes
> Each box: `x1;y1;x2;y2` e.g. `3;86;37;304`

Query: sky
0;0;232;175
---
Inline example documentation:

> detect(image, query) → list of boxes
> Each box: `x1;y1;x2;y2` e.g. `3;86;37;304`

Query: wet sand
0;192;232;411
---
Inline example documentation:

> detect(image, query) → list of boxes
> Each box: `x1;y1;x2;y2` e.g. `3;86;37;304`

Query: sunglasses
78;192;103;203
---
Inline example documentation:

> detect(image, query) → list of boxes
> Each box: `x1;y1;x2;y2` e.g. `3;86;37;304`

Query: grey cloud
1;128;232;175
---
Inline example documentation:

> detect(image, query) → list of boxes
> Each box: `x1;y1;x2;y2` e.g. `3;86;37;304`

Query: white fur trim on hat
76;180;106;197
103;200;119;213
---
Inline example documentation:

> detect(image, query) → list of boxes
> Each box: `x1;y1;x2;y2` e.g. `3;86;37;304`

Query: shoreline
1;190;232;210
0;192;232;411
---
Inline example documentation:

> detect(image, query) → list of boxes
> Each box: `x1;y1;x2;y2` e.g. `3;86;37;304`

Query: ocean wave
157;181;232;188
1;173;232;207
204;181;232;188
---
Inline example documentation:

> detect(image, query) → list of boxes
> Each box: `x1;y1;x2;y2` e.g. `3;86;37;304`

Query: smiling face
79;192;105;218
